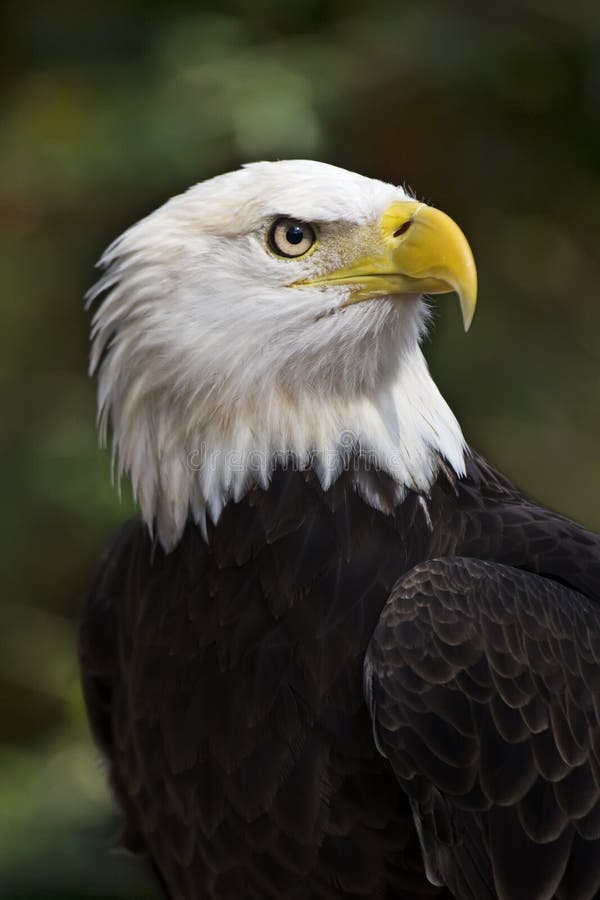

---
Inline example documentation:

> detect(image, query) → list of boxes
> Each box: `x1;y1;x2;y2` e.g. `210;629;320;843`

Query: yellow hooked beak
299;201;477;331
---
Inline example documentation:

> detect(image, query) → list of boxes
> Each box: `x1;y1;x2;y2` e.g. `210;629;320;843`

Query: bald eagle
80;161;600;900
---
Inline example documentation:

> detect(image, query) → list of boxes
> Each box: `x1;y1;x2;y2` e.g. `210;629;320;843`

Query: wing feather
365;556;600;900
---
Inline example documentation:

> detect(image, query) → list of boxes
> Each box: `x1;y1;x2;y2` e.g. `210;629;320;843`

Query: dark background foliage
1;1;599;896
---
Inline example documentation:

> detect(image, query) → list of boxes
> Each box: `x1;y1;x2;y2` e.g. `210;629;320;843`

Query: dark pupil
286;224;304;245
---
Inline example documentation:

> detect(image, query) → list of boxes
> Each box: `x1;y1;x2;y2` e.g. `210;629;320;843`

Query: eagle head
88;160;477;548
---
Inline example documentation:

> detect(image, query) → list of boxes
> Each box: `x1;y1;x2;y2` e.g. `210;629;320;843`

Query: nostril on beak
393;220;413;238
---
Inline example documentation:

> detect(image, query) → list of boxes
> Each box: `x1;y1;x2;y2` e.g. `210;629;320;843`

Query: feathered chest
112;467;446;898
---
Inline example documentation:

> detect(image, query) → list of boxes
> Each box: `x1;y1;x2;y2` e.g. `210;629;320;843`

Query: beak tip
459;289;477;333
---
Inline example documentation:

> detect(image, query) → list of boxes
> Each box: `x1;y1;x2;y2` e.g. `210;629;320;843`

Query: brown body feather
79;453;600;899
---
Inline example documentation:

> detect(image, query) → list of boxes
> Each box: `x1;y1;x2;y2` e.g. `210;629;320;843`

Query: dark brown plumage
79;452;600;899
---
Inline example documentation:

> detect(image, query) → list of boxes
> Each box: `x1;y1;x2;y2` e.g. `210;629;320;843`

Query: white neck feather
97;339;465;550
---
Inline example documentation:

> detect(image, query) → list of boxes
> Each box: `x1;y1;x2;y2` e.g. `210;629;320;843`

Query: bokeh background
2;1;599;896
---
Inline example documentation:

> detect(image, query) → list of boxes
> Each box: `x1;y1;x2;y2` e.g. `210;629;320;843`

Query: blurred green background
1;0;599;896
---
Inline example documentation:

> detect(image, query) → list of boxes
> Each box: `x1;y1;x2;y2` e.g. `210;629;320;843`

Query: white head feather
88;160;465;550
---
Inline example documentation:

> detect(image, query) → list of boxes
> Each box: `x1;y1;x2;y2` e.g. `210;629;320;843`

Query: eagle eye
268;218;317;258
